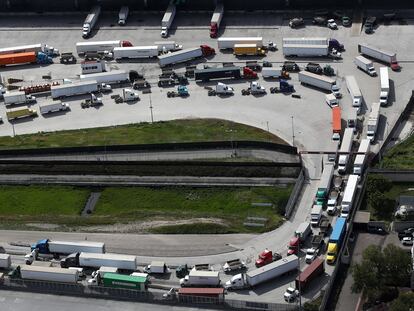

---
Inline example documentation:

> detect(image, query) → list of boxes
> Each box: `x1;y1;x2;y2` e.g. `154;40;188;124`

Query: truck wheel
167;92;171;98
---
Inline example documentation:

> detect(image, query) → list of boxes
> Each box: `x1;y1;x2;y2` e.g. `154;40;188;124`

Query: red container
0;52;36;66
295;257;325;291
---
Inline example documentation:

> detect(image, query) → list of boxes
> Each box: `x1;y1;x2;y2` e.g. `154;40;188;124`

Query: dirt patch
26;223;61;230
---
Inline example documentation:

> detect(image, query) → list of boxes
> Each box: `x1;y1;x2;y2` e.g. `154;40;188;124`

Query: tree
389;292;414;311
366;174;392;194
383;244;412;287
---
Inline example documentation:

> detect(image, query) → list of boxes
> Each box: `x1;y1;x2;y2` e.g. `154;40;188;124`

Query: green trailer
102;273;147;291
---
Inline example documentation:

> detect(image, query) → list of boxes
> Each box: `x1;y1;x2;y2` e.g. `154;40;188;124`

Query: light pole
149;93;154;124
291;116;295;146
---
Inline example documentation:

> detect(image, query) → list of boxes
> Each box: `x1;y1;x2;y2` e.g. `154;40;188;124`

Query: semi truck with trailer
154;41;183;53
102;273;147;291
113;46;159;59
158;45;215;67
143;261;170;274
6;106;37;121
80;70;129;84
340;174;359;219
345;75;363;112
354;56;376;76
225;256;299;290
288;222;312;255
310;205;323;227
217;37;263;50
194;66;257;81
298;71;341;98
233;44;266;56
0;51;52;66
161;3;176;37
326;217;347;264
82;6;101;38
358;44;400;71
3;91;36;106
282;37;344;51
210;3;224;38
76;41;133;56
379;67;389;106
0;43;59;57
282;38;342;58
39;102;69;115
118;6;129;25
51;81;98;99
295;258;324;291
31;239;105;256
338;128;354;174
60;252;137;270
332;106;341;141
315;162;334;205
367;102;381;142
19;265;79;283
353;139;371;175
180;270;221;287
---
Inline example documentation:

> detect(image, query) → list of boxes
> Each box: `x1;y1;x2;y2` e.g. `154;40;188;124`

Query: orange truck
332;106;341;141
0;51;52;66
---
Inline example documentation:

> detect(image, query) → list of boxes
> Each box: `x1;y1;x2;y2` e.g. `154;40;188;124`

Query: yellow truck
7;106;37;121
233;44;266;56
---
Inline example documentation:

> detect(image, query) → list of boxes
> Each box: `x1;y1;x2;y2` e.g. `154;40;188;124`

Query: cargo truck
158;45;215;67
340;174;359;219
332;106;341;140
161;3;176;38
295;258;324;291
223;259;246;273
3;91;36;106
82;6;101;38
7;106;37;121
233;44;266;56
282;37;344;51
102;273;147;291
118;6;129;25
225;256;299;290
180;270;221;287
379;67;389;106
31;239;104;256
345;76;363;113
353;139;370;175
0;254;11;269
0;51;52;66
326;217;346;264
80;70;129;84
288;222;312;255
19;265;79;283
143;261;170;274
0;43;59;57
354;56;376;76
315;162;334;205
194;66;257;81
76;41;133;56
39;102;69;115
282;38;342;58
326;93;339;108
210;3;224;38
60;252;137;270
338;128;354;174
310;205;323;226
51;81;98;99
113;46;159;59
217;37;263;50
367;102;380;142
358;44;400;71
298;71;341;98
261;68;289;79
154;41;183;53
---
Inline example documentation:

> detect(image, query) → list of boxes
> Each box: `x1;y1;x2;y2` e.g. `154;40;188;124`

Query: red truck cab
210;23;218;38
121;41;133;47
200;45;216;57
255;249;273;267
390;61;401;71
243;67;258;79
288;237;300;255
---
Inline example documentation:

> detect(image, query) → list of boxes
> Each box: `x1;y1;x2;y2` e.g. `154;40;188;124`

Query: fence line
284;169;305;218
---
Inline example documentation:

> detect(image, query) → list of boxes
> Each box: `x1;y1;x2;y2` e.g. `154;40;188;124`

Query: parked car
342;16;352;26
364;16;377;34
313;16;327;26
398;228;414;240
402;236;413;246
367;225;387;235
305;62;323;74
327;19;338;29
289;18;304;28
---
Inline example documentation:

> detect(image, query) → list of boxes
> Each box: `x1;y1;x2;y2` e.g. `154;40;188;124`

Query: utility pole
149;93;154;123
291;116;295;146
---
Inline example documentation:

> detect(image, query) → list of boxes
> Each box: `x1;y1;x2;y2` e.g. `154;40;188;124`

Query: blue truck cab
31;239;50;254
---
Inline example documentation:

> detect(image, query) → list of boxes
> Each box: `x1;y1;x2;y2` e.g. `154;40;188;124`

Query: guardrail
284;168;305;218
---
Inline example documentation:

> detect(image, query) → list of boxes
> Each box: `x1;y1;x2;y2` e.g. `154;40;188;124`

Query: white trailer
51;81;98;99
80;70;129;84
261;68;285;79
283;44;329;57
0;43;59;57
81;60;106;74
298;71;341;97
113;46;159;59
358;44;400;71
311;205;323;226
39;102;69;115
353;139;370;175
0;254;11;269
217;37;263;50
180;270;221;287
83;5;101;38
3;91;36;106
367;102;380;143
143;261;169;274
210;3;224;38
76;41;131;55
20;266;79;283
154;41;183;53
354;56;376;76
345;76;363;111
379;67;389;106
158;47;202;67
341;174;359;219
161;3;176;37
282;37;328;45
225;256;299;290
47;241;104;254
79;252;137;270
118;6;129;25
338;128;354;174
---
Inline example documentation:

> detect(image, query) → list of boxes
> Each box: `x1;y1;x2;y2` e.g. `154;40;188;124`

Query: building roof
354;211;370;224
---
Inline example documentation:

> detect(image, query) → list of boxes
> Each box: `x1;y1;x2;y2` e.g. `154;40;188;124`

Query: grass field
380;134;414;169
0;119;286;150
